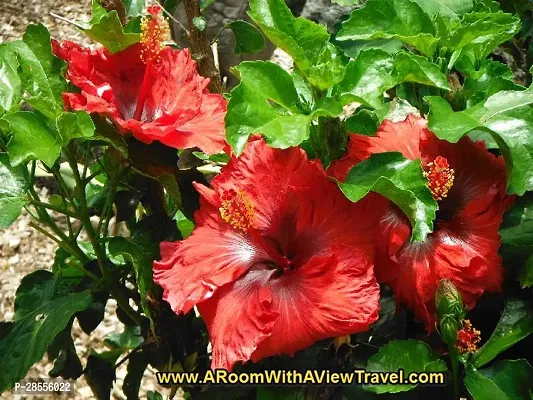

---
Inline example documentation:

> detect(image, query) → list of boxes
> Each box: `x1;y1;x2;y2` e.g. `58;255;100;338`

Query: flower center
219;189;255;233
133;5;170;121
423;156;455;201
219;188;293;271
455;319;481;354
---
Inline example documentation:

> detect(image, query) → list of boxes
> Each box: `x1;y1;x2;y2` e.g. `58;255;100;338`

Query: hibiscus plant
1;0;533;398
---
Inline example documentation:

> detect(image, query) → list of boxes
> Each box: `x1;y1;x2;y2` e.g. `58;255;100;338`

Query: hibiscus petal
197;268;280;371
251;251;380;362
153;225;263;314
209;137;309;230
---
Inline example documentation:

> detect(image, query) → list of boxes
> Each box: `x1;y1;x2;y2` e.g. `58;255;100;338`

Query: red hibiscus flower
53;6;227;154
153;137;382;370
329;115;513;330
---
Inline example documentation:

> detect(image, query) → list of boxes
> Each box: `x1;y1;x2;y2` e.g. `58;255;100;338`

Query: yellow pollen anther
219;189;255;233
140;5;170;64
423;156;455;201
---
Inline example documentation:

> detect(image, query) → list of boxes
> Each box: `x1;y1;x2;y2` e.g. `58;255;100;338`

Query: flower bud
438;314;459;345
435;279;464;320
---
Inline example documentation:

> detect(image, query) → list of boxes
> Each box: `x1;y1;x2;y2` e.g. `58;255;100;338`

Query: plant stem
27;184;88;263
183;0;222;93
29;199;81;219
28;221;92;275
65;146;143;327
450;347;460;399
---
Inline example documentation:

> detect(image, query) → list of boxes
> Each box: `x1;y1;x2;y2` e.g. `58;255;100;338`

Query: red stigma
423;156;455;201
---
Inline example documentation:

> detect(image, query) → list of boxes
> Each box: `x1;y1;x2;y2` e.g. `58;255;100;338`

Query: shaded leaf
105;326;144;351
471;298;533;368
229;20;265;54
85;351;120;399
0;271;91;392
123;0;145;17
108;237;157;329
124;351;149;399
465;359;533;400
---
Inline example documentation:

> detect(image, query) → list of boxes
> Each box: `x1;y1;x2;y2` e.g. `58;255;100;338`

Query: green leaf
226;61;311;155
336;50;449;109
337;0;438;56
123;0;145;17
465;359;533;400
344;108;380;135
363;339;447;394
338;152;438;242
393;52;450;90
56;111;95;142
0;153;29;229
471;298;533;368
228;20;265;54
2;111;62;167
0;45;22;113
411;0;474;17
22;24;67;105
249;0;346;90
174;209;194;239
427;88;533;195
105;326;143;351
499;192;533;268
336;49;396;109
448;12;521;59
85;10;140;53
0;271;91;392
2;39;62;119
193;16;207;31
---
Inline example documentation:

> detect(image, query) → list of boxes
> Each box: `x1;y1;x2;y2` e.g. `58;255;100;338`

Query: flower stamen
455;319;481;354
219;189;255;233
140;5;170;64
423;156;455;201
133;5;171;121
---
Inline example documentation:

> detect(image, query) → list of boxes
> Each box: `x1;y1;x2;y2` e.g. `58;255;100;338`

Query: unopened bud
435;279;464;320
439;314;459;345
